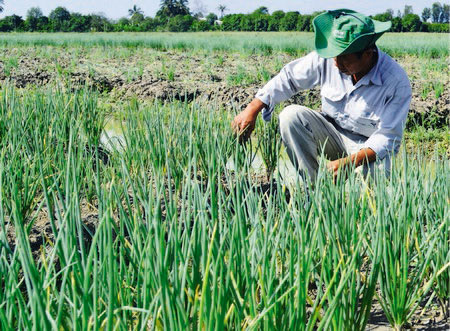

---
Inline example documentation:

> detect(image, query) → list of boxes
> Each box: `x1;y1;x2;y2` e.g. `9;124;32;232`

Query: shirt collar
355;48;383;87
370;50;383;86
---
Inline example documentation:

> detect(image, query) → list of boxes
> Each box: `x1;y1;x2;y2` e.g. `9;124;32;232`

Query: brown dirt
0;48;448;128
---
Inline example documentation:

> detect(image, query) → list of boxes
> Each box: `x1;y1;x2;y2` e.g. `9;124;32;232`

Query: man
232;9;412;182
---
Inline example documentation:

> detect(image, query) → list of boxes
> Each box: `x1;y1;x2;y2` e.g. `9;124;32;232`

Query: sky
0;1;436;20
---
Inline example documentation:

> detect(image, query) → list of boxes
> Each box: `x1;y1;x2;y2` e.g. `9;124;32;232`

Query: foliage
0;15;24;32
0;32;447;58
421;8;431;22
402;14;422;32
280;11;300;31
205;13;217;26
372;10;393;22
0;5;447;33
0;86;447;330
221;14;244;31
268;11;285;31
390;17;403;32
156;0;190;20
425;22;450;32
428;2;449;23
167;15;194;32
49;7;71;31
217;4;227;19
403;5;413;16
191;19;211;31
128;5;143;17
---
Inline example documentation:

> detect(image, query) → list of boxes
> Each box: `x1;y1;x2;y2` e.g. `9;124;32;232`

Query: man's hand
231;98;265;143
327;157;350;180
327;148;377;181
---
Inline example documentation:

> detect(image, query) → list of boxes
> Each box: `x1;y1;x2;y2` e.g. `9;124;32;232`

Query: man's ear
364;48;374;60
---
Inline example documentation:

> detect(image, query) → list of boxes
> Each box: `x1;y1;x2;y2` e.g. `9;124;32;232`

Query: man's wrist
247;98;265;117
349;148;377;168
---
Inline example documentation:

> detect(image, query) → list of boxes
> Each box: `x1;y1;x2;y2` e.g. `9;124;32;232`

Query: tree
0;15;24;31
130;12;144;25
297;15;313;31
0;0;4;14
69;13;90;32
280;11;299;31
217;5;228;19
27;7;43;19
115;17;131;31
268;10;284;31
422;8;431;22
253;7;269;15
157;0;190;19
49;7;71;31
25;7;44;31
90;13;112;32
373;10;394;22
205;13;217;25
221;14;244;31
243;12;269;31
390;17;403;32
128;5;143;17
191;19;210;31
442;4;449;23
167;14;193;31
431;2;442;22
49;7;71;22
402;13;422;31
403;5;413;16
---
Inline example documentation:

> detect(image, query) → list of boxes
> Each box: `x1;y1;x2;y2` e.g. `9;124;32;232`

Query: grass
0;86;448;329
0;32;447;57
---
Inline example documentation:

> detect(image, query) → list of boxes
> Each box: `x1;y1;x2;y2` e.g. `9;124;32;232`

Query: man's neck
352;50;378;85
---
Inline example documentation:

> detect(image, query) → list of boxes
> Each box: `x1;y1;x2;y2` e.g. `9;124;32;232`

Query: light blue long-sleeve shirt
255;50;412;160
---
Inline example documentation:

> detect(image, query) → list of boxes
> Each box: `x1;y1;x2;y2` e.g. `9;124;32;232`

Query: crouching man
232;9;412;182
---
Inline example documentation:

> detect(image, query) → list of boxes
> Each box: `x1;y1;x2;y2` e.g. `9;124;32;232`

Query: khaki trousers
278;105;390;182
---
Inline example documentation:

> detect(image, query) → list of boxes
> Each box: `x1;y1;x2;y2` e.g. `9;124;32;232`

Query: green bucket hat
313;9;391;58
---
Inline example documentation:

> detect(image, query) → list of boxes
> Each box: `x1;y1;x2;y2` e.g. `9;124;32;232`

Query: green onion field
0;32;448;330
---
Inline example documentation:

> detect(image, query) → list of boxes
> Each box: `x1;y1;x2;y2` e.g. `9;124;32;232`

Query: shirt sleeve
255;51;323;121
363;84;412;160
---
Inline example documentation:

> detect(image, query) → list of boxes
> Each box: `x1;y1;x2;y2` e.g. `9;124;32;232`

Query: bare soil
0;48;448;128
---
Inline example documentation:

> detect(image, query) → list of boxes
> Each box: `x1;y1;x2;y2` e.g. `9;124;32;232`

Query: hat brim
313;10;391;58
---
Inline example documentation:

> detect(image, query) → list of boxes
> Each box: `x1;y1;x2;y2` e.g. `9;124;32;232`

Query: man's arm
231;52;323;139
231;98;265;142
327;148;377;179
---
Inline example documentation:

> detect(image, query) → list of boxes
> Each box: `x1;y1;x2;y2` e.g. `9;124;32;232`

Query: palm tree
217;5;228;19
0;0;4;13
128;5;143;17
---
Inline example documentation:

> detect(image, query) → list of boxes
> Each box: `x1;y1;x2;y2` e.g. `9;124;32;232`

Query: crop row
0;87;448;330
0;32;448;57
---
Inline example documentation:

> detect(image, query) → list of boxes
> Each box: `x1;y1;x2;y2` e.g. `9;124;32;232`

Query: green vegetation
0;17;447;328
0;32;448;57
0;2;448;33
0;86;448;329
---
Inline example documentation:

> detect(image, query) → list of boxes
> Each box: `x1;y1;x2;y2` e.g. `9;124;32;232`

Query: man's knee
279;105;312;136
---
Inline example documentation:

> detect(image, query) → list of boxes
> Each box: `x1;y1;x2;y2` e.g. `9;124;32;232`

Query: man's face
333;52;365;76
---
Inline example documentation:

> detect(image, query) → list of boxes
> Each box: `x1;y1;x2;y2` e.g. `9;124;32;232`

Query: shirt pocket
320;86;346;114
348;115;380;137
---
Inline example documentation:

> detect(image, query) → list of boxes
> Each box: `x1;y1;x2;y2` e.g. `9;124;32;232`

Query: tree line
0;1;448;33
